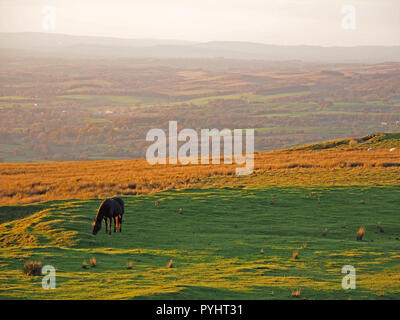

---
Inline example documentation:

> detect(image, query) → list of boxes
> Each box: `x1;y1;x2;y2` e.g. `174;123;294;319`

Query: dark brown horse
92;197;124;235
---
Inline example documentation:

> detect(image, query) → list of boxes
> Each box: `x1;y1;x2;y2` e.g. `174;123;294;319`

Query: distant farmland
1;56;399;162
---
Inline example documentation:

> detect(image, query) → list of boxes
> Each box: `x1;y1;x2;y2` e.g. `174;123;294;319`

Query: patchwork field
1;57;400;162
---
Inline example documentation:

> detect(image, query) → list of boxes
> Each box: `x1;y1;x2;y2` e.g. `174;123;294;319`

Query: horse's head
92;220;101;235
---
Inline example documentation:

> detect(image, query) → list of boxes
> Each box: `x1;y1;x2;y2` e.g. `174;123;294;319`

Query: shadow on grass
0;204;46;224
132;285;251;300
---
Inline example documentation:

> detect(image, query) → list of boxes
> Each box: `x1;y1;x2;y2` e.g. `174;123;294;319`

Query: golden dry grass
0;149;399;205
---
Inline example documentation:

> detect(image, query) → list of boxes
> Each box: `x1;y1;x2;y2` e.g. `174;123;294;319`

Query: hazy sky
0;0;399;46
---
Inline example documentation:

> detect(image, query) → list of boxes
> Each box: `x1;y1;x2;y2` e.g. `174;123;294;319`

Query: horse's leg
108;217;112;235
104;217;108;234
113;216;117;232
119;215;122;232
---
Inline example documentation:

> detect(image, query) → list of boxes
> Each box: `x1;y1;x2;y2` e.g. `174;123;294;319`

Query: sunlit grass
0;187;399;299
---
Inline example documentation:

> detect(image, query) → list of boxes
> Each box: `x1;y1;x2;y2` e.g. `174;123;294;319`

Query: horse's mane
94;199;108;223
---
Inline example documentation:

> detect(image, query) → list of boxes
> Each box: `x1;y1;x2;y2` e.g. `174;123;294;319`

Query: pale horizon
0;0;399;47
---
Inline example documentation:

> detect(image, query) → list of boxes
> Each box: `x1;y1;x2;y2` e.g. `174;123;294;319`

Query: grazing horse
92;197;124;235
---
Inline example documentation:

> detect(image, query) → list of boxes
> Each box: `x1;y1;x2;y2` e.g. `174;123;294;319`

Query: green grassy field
56;94;165;106
1;186;399;300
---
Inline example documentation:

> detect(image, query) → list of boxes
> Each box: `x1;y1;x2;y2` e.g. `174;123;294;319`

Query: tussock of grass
166;259;174;268
356;227;365;241
126;260;133;270
376;222;384;233
269;195;275;205
23;261;42;276
90;257;96;268
82;259;88;269
291;288;301;297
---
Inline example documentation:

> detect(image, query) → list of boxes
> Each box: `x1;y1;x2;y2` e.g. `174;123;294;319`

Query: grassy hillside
0;134;399;299
0;132;399;205
289;133;400;151
1;187;399;300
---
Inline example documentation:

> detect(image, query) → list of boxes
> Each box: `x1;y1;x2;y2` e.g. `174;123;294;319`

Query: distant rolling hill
288;133;400;151
1;32;400;63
